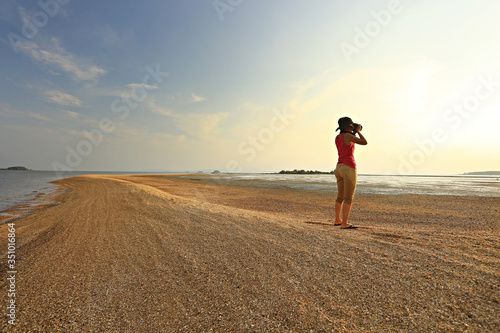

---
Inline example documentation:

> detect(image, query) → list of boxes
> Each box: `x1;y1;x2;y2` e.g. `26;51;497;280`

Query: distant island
278;169;334;174
462;171;500;176
0;166;31;171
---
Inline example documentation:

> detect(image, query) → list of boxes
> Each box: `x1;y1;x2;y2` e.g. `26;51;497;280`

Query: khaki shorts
335;164;357;205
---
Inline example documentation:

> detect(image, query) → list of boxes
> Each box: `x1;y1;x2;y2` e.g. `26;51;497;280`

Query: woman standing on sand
334;117;368;229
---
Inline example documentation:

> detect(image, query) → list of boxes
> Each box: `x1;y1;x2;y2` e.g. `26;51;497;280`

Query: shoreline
0;186;67;225
0;175;498;331
1;172;498;217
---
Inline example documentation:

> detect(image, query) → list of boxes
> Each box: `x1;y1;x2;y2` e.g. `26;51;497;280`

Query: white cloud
61;110;83;119
99;83;160;99
191;93;206;103
0;102;49;121
18;38;107;83
143;97;174;117
144;97;226;139
126;83;160;91
174;112;228;140
44;90;84;107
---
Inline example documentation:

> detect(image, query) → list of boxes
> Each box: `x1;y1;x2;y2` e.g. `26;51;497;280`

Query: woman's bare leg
335;202;342;225
341;203;352;228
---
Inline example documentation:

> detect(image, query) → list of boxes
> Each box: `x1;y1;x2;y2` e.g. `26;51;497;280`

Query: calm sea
0;170;175;213
1;171;499;216
186;173;500;197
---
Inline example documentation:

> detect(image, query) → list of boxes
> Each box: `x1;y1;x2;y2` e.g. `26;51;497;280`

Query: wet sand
1;174;499;332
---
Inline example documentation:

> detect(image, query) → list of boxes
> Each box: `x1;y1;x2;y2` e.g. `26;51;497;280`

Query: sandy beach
1;174;499;332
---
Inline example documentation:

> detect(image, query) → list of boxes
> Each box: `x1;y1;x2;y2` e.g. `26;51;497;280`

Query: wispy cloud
174;112;227;140
191;93;206;103
143;97;174;117
144;97;226;139
126;83;160;91
99;83;160;99
44;90;84;107
18;37;107;83
0;102;49;121
61;110;81;119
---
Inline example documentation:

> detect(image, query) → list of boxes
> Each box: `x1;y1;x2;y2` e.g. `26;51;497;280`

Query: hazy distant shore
0;175;498;331
461;171;500;176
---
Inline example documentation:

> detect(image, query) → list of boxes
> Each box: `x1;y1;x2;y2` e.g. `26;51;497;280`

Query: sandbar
1;174;498;331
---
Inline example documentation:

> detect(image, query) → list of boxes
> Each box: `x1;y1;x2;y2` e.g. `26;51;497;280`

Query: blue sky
1;0;499;174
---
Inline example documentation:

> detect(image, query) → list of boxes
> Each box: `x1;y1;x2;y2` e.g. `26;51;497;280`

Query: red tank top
335;133;356;169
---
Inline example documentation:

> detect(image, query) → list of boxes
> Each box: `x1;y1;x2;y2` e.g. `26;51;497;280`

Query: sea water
194;173;500;197
0;170;62;212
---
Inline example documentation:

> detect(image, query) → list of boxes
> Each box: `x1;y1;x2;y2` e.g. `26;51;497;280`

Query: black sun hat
336;117;354;131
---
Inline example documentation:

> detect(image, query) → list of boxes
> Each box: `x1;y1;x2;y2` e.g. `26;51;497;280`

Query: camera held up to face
351;123;362;133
